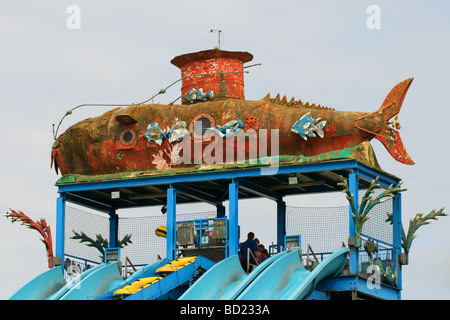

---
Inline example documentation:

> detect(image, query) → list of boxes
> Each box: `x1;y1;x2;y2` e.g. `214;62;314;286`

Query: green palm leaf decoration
71;230;132;260
386;207;447;263
338;176;405;248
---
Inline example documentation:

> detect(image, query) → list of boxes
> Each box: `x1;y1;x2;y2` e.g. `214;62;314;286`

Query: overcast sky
1;1;449;300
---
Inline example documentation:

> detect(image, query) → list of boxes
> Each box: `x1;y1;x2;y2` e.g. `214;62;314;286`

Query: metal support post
348;170;359;274
229;178;239;256
166;185;177;261
216;203;226;218
55;193;66;263
277;199;286;252
109;208;119;248
393;192;402;294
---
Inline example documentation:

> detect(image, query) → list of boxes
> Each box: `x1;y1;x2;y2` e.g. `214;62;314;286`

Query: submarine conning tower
170;49;253;104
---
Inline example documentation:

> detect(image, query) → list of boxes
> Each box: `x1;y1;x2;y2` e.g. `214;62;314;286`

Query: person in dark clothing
239;232;260;272
260;249;269;262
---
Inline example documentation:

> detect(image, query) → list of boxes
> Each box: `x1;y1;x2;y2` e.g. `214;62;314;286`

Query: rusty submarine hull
51;49;414;177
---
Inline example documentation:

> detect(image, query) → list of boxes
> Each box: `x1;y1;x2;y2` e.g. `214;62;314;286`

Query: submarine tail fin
378;77;414;122
374;127;414;165
357;78;415;165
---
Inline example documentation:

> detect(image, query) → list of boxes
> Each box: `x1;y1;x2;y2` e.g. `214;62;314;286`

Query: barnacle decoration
386;207;447;264
205;119;244;138
183;88;214;103
5;208;55;268
167;121;190;143
244;116;259;131
363;239;378;259
141;121;190;146
291;112;326;140
140;123;168;146
71;230;132;261
368;257;398;287
338;176;405;248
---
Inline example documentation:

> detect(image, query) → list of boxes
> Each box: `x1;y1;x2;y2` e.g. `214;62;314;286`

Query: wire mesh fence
64;205;110;264
359;188;394;246
65;192;394;269
64;203;217;267
286;205;349;254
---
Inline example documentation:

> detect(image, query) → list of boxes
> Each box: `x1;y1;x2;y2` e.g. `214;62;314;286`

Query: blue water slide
179;251;288;300
237;247;349;300
278;247;349;300
47;263;103;300
178;254;246;300
126;255;215;300
8;267;66;300
48;262;122;300
96;258;171;300
218;251;288;300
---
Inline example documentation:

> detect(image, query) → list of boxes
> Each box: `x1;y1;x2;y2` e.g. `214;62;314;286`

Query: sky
1;1;449;300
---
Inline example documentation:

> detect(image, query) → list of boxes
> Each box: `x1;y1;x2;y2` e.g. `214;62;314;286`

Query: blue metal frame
109;209;118;248
317;275;401;300
392;192;402;291
57;161;401;194
348;170;359;275
228;178;239;256
55;160;403;300
277;199;286;252
55;194;66;262
167;185;177;261
284;234;301;252
104;247;120;264
174;217;229;257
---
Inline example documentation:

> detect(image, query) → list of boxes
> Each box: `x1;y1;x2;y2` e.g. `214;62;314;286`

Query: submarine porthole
189;113;215;139
194;117;211;136
120;130;136;146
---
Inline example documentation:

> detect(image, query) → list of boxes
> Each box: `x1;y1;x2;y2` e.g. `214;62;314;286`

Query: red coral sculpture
5;208;55;268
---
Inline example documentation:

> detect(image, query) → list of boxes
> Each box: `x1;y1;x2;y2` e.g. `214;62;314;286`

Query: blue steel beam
238;178;283;202
354;162;401;188
216;204;225;218
277;199;286;252
55;193;66;261
348;170;359;275
228;179;239;256
109;209;118;248
317;275;401;300
172;183;222;206
56;161;363;193
166;186;177;261
393;192;403;291
65;192;114;213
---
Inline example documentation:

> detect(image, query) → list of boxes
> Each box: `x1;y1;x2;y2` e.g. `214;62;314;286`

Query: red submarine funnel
171;49;253;104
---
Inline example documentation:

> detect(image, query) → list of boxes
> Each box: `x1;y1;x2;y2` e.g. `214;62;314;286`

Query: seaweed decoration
369;257;398;287
71;230;132;260
338;176;405;248
386;207;447;263
5;208;54;268
163;143;183;168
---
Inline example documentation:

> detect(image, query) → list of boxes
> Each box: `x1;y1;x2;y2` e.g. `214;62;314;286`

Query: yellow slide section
114;277;160;295
113;256;197;296
156;257;197;275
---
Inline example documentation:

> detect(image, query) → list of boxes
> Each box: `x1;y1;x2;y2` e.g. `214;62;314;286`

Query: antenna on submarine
209;29;223;49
